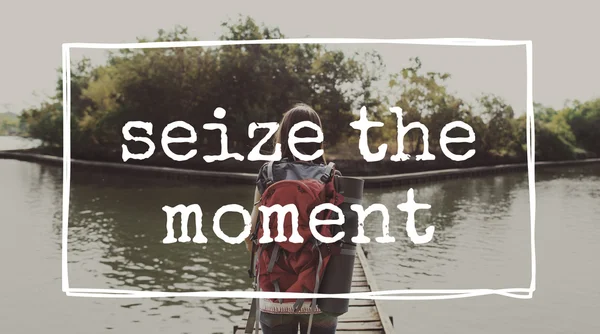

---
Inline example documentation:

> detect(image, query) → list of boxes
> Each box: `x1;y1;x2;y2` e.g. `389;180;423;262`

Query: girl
244;103;339;334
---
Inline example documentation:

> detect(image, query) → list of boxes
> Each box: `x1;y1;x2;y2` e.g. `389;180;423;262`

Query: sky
1;0;598;116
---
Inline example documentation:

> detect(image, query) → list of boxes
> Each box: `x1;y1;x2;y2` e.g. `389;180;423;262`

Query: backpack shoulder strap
257;161;277;195
267;160;275;185
320;162;336;183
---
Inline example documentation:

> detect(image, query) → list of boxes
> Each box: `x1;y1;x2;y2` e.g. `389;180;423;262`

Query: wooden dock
2;150;599;188
233;245;394;333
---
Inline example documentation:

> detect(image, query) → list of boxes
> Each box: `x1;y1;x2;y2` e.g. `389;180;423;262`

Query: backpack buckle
320;174;330;183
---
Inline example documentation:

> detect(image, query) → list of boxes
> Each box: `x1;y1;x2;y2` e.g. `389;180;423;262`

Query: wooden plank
351;280;369;287
349;299;376;306
244;299;258;333
333;321;384;331
356;245;395;334
353;268;366;276
350;286;370;293
353;274;366;279
336;306;380;322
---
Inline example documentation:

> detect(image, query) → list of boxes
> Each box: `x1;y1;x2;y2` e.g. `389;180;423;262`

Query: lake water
1;136;599;333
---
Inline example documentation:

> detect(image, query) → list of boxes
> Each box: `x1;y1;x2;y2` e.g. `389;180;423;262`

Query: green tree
388;58;473;157
478;94;521;156
23;17;374;160
563;99;600;155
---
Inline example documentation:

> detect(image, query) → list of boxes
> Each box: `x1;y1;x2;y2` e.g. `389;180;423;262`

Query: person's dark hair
274;103;326;164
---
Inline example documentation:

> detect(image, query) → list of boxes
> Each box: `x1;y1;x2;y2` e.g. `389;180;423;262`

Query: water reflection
65;165;256;325
4;153;600;333
361;171;531;290
50;164;557;299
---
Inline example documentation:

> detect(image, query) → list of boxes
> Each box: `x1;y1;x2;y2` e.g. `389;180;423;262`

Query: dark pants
260;311;338;334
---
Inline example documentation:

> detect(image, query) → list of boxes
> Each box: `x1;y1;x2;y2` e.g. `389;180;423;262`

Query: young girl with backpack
244;103;342;334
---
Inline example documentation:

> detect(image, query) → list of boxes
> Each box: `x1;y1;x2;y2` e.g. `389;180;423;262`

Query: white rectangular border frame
61;38;535;300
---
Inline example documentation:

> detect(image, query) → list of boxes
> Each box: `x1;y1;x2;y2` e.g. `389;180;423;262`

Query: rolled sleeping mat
317;176;365;316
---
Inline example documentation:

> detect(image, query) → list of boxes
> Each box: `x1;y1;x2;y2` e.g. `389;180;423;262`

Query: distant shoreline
1;149;598;188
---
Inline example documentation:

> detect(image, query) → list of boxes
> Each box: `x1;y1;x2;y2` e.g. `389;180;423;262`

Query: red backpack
249;160;344;313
